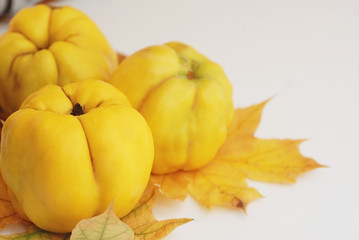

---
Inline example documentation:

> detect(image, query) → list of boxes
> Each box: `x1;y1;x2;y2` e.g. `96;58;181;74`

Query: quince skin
0;80;154;233
109;42;234;174
0;4;118;119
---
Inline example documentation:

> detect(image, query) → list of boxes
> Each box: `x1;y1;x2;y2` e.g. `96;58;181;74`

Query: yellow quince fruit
0;80;154;233
109;42;234;174
0;4;118;119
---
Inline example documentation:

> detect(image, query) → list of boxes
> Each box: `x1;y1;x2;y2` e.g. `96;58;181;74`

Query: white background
1;0;358;239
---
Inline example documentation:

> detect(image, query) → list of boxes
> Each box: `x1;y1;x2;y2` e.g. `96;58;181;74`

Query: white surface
1;0;358;239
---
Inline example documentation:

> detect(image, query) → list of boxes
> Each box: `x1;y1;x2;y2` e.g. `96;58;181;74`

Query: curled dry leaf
151;99;323;211
121;188;192;240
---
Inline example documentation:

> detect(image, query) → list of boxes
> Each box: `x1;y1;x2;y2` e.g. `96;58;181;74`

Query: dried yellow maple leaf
151;99;322;210
121;187;192;240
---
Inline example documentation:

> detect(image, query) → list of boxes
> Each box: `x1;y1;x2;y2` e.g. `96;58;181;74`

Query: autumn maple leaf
150;99;322;210
121;187;192;240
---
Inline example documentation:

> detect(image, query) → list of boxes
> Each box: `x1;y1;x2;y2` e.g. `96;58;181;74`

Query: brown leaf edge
117;52;126;65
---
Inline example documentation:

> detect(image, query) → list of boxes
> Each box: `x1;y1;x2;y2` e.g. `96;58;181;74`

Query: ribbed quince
0;4;117;119
109;42;234;174
0;80;154;233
